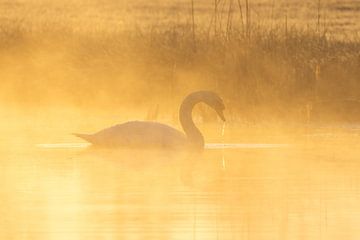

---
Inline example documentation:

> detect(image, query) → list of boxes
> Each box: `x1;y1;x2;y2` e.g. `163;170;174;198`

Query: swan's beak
217;110;226;121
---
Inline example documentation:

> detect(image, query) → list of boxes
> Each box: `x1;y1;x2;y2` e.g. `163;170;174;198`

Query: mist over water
2;134;360;239
1;0;360;239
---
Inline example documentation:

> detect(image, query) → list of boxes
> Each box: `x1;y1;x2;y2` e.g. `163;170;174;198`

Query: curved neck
179;94;204;149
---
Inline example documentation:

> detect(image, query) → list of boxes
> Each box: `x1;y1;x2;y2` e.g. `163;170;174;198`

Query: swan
74;91;225;150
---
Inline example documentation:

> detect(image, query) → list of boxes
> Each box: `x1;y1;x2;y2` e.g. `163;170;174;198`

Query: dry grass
0;0;359;124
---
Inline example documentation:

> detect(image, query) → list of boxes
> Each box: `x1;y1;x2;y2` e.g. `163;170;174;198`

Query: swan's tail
73;133;94;143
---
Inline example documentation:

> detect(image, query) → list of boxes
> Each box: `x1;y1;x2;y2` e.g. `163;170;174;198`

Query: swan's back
77;121;187;148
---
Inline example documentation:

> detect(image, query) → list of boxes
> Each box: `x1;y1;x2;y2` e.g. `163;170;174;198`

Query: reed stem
191;0;196;50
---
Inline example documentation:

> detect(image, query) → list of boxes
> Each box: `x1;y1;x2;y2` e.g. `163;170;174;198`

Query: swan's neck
179;96;204;149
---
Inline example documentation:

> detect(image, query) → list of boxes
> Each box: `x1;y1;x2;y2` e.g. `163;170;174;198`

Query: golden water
1;134;360;239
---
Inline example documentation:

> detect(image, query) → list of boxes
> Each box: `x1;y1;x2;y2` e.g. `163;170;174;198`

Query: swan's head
201;91;226;121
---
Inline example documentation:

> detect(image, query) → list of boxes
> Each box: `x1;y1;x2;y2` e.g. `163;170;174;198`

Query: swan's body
74;91;225;150
75;121;187;148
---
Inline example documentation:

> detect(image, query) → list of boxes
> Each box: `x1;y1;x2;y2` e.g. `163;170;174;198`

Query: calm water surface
1;136;360;239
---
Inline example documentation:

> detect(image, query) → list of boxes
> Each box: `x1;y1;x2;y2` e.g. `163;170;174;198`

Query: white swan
74;91;225;149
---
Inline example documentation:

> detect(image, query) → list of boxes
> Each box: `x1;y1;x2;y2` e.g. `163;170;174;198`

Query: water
35;143;290;149
2;134;360;239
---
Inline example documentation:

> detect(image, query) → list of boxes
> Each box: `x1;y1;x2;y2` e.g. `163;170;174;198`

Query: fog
1;0;360;239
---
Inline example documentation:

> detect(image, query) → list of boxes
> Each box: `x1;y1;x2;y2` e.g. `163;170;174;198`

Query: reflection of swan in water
74;91;225;150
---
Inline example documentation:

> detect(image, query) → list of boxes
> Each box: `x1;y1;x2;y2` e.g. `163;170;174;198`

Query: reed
0;0;359;122
191;0;196;50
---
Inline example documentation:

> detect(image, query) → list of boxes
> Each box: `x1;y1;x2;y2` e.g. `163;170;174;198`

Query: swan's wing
89;121;186;148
